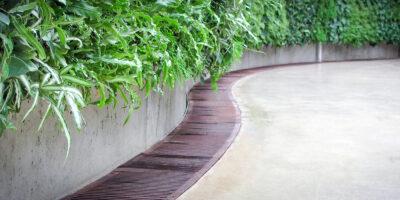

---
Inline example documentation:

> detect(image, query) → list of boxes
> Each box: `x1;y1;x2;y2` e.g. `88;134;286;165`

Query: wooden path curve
64;67;266;200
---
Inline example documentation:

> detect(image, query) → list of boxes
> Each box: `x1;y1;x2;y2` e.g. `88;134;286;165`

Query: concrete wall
0;44;398;200
232;44;399;71
0;83;193;200
322;44;399;61
231;44;317;71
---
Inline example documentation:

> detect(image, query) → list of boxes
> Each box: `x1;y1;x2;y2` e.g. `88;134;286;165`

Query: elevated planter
0;44;398;200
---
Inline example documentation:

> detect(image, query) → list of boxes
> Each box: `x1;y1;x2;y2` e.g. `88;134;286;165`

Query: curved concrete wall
232;44;399;71
0;44;398;200
0;84;193;200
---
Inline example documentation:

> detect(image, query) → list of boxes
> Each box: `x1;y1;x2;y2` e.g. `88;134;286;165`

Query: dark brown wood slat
63;67;264;200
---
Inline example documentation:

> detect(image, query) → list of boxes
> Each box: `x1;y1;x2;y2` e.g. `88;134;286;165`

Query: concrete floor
178;60;400;200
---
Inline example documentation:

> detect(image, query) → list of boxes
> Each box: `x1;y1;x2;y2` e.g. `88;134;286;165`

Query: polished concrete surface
179;60;400;200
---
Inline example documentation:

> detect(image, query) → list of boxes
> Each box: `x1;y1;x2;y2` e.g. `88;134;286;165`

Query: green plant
0;0;253;155
339;0;378;46
286;0;317;45
313;0;337;42
244;0;289;47
0;0;398;155
263;0;289;46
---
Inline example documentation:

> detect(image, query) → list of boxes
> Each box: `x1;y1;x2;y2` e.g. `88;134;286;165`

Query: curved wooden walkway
63;68;266;200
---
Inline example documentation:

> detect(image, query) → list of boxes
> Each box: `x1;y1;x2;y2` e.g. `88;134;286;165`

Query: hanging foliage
0;0;398;154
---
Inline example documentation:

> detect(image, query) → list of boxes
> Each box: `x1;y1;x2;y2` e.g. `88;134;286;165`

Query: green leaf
156;0;176;6
97;83;107;108
51;105;71;159
55;27;67;48
62;75;94;87
97;57;140;67
69;1;101;19
0;114;15;136
8;56;38;77
41;85;82;97
145;80;151;96
8;3;37;13
38;105;51;131
12;17;47;60
0;33;14;54
66;94;83;130
2;64;9;80
0;12;10;25
33;58;60;83
22;90;39;121
105;75;134;84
